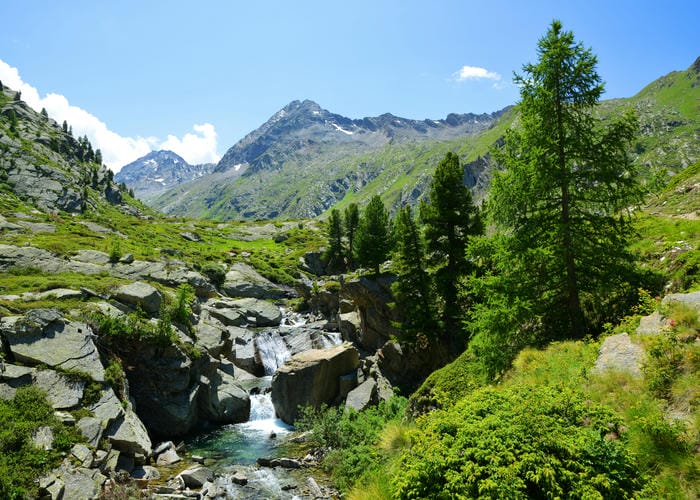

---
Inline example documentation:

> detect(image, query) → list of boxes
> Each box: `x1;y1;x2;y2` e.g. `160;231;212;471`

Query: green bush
201;263;226;288
295;397;407;491
393;385;645;499
0;386;80;499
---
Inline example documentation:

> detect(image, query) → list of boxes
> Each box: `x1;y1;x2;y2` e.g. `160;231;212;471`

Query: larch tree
344;202;359;266
482;20;643;345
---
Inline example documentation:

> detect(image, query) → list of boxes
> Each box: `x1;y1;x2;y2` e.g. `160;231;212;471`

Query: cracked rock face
0;309;105;382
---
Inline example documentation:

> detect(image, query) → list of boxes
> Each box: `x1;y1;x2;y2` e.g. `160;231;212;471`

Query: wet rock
179;465;214;489
272;343;360;424
278;457;302;469
231;471;248;485
113;281;163;313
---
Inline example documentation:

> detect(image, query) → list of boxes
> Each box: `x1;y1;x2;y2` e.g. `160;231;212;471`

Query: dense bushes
394;385;645;499
0;386;80;499
295;396;407;491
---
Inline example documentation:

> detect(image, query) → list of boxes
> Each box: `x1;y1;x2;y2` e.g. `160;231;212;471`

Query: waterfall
255;330;291;375
320;331;342;348
249;392;276;421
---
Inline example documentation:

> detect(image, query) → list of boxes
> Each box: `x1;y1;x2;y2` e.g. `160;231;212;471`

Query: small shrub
201;263;226;288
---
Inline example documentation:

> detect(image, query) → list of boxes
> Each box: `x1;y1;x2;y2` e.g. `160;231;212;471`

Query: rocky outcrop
340;275;401;351
105;406;153;457
198;370;250;423
345;378;378;411
113;281;163;314
231;297;283;327
271;343;360;424
222;262;289;299
592;333;644;377
0;309;105;382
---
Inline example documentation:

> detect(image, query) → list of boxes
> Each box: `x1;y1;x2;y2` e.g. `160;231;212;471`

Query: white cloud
160;123;219;165
454;65;502;82
0;59;220;172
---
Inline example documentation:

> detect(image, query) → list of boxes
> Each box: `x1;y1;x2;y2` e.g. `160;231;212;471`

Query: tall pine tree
391;205;435;340
355;195;390;276
476;21;642;356
420;151;482;336
324;208;344;272
344;203;359;267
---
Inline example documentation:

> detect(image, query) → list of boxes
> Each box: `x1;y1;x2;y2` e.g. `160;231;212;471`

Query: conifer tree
420;151;482;336
355;195;390;276
343;203;359;265
469;21;643;375
391;205;435;340
324;208;345;272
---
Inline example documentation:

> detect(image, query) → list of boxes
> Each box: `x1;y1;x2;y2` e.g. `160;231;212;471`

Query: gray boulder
345;378;378;412
89;388;125;427
33;369;85;409
1;310;105;382
76;417;103;447
0;363;33;399
222;262;287;299
198;370;250;423
179;466;214;489
113;281;162;313
195;319;232;358
105;406;153;457
231;297;282;327
272;343;360;424
592;333;644;377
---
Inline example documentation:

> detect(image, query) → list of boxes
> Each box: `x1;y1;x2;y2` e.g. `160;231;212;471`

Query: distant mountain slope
115;150;215;202
151;100;507;220
152;58;699;221
0;83;127;213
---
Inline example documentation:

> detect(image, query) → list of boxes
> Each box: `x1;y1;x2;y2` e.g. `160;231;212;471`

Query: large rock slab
0;309;105;382
231;298;282;327
198;370;250;423
663;291;700;312
222;262;287;299
0;363;33;399
33;369;85;409
106;406;153;457
113;281;163;313
592;333;644;378
195;318;232;358
89;387;125;427
272;343;360;424
345;378;378;412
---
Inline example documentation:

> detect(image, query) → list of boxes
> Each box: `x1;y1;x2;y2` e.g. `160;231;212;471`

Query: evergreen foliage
324;208;345;272
470;21;644;375
394;385;645;498
391;205;435;340
355;195;390;276
420;151;482;336
344;202;359;265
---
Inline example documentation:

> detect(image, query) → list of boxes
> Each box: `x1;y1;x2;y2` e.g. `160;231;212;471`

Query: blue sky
1;0;698;170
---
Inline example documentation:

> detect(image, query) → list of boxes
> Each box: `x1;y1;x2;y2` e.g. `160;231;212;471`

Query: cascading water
255;330;291;376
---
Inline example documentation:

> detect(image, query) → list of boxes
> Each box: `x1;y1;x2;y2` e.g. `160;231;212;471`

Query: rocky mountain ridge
0;84;126;214
148;58;699;221
150;100;507;220
115;150;215;203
